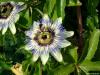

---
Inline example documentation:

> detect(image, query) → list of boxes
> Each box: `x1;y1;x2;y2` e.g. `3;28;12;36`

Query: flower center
38;32;52;45
0;3;13;19
34;26;55;46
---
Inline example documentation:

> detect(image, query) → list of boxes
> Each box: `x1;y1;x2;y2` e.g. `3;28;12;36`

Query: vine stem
76;6;83;56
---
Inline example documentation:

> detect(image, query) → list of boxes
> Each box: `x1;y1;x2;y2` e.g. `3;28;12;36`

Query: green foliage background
0;0;100;75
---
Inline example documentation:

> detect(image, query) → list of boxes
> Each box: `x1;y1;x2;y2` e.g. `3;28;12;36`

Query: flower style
0;2;26;35
25;14;74;65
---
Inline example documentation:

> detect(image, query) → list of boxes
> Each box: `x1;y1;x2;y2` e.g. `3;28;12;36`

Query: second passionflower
0;2;26;35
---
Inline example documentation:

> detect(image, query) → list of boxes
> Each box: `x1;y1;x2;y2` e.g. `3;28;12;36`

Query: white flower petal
18;2;24;5
64;31;74;38
52;17;62;28
33;21;40;29
43;14;50;21
60;40;71;48
33;21;40;25
25;31;33;39
2;24;8;35
41;53;49;65
41;14;50;25
32;54;39;62
9;23;16;35
24;40;34;50
15;14;20;23
51;50;63;62
24;45;30;50
16;2;26;12
55;17;62;24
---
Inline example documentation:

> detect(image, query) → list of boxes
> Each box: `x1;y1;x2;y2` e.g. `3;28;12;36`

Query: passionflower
25;14;74;65
0;2;25;35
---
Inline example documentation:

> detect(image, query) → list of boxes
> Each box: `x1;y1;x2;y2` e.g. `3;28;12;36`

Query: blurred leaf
0;0;26;2
78;36;89;63
53;64;74;75
69;47;78;63
0;60;11;70
87;17;95;30
66;0;82;6
80;61;100;71
51;6;58;21
23;8;32;27
87;0;99;15
0;33;3;46
43;0;56;16
84;29;100;61
87;16;99;30
3;31;17;47
22;59;33;75
17;9;32;29
56;0;66;18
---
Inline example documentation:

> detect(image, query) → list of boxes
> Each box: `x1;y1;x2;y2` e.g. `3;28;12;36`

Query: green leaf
24;9;32;27
0;60;11;70
0;33;3;46
84;29;100;61
87;17;95;30
3;31;17;47
56;0;66;18
53;64;74;75
80;61;100;71
0;0;25;2
87;0;99;15
17;9;32;29
43;0;56;16
66;0;82;6
51;6;58;21
69;47;78;63
22;59;33;75
87;16;99;30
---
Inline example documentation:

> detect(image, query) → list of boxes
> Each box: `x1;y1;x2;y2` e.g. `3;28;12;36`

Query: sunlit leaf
51;6;58;21
69;47;78;63
53;64;74;75
0;60;11;70
43;0;56;16
56;0;66;18
84;29;100;61
80;61;100;71
66;0;82;6
87;0;99;15
0;0;26;2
